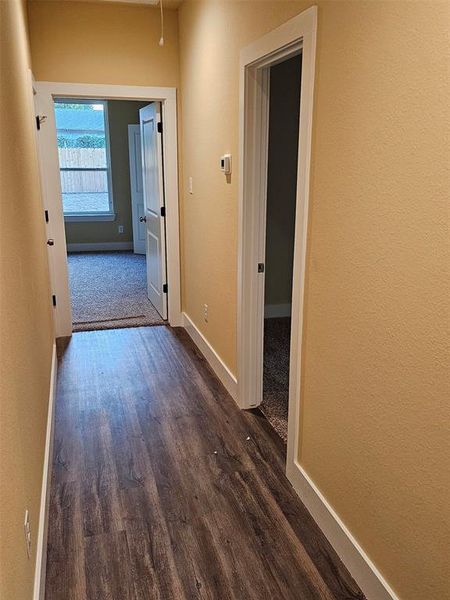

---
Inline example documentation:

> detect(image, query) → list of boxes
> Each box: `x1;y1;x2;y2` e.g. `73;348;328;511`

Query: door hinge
35;115;47;130
52;295;57;307
157;121;163;134
257;263;265;273
163;283;168;293
44;210;49;223
160;206;166;217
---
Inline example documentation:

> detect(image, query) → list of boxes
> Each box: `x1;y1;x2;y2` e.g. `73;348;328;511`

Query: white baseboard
264;303;291;318
182;313;237;401
33;342;57;600
67;242;133;252
286;459;399;600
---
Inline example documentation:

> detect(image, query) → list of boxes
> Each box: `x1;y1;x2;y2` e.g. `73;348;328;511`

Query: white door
31;73;57;335
128;125;146;254
140;102;168;320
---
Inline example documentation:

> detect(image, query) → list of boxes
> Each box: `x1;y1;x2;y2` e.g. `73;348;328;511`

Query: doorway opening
34;82;181;338
237;6;316;475
53;97;166;332
260;54;302;441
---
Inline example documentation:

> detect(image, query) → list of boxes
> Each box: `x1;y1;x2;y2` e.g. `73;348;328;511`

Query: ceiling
29;0;183;8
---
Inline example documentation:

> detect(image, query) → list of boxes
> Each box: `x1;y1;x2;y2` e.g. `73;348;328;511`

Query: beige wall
265;55;301;308
0;1;55;599
178;2;449;599
20;1;450;598
27;0;181;247
27;0;179;87
65;100;148;245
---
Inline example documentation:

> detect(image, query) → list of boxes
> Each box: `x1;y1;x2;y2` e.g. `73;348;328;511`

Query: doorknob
139;216;147;223
47;239;55;246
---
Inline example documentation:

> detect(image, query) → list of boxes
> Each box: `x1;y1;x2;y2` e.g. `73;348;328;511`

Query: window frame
55;98;115;222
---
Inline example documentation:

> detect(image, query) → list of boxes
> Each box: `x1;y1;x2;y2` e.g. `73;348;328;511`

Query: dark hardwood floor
46;326;365;600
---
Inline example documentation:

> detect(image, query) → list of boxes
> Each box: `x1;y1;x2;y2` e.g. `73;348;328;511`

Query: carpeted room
57;98;164;331
68;251;163;331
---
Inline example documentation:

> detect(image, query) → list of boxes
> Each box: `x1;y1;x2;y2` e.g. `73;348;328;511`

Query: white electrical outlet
203;303;208;322
24;510;31;559
118;225;124;234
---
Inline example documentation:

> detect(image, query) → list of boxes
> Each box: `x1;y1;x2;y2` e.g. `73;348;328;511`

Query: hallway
46;326;363;600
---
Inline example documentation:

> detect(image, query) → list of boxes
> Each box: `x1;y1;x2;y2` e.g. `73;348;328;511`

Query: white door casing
238;8;316;444
128;124;146;254
33;83;181;336
30;72;66;336
140;102;168;320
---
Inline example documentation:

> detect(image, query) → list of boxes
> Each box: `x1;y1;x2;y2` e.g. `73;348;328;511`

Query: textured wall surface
65;100;148;245
18;1;450;598
27;0;179;87
178;2;449;599
298;5;449;599
0;1;54;598
27;0;181;249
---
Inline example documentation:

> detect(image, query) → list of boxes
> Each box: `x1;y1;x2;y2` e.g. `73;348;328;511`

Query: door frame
236;7;317;471
34;82;182;337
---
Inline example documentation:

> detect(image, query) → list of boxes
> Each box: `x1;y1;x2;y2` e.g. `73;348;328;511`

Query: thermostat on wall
220;154;232;175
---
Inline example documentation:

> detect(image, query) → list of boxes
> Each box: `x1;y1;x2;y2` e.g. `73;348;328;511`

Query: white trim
237;8;315;414
66;241;133;252
64;213;116;222
34;82;182;336
29;70;57;337
183;313;237;401
33;343;57;600
55;98;115;220
286;460;399;600
104;100;115;216
237;60;272;410
264;303;291;318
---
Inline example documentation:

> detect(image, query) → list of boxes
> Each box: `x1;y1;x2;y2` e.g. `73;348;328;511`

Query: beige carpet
68;251;165;332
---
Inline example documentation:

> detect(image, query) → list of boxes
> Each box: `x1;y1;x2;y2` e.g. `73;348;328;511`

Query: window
54;99;114;220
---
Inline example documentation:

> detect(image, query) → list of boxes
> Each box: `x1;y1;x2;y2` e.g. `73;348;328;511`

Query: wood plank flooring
46;326;365;600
